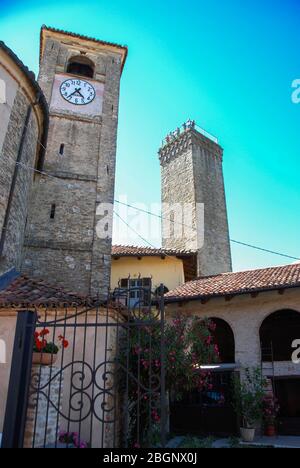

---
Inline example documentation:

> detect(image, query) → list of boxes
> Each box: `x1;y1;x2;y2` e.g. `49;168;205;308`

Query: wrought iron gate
2;284;167;448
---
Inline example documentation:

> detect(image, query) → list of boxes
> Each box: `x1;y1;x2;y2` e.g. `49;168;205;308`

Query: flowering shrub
262;396;280;425
33;329;69;354
119;313;219;447
58;431;88;448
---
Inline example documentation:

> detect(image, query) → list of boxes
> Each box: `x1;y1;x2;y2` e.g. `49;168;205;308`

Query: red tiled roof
111;245;197;257
0;276;93;308
165;263;300;302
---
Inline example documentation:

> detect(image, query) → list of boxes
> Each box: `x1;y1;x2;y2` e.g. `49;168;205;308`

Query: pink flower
206;335;212;345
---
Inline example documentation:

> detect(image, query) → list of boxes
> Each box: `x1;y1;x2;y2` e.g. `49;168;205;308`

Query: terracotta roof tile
165;263;300;302
0;275;93;308
111;244;197;257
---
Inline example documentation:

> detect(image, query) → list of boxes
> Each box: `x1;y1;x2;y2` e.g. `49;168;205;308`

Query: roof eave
164;282;300;304
111;252;197;258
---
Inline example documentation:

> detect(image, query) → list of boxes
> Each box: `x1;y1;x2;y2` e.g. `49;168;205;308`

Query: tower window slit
50;204;56;219
59;144;65;156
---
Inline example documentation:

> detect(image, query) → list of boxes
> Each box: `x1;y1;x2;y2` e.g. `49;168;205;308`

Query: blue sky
1;0;299;271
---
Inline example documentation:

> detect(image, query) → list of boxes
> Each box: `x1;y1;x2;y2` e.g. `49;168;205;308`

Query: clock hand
68;88;83;98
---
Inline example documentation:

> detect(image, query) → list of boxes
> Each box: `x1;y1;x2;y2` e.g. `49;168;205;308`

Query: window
117;277;152;308
66;56;94;78
59;144;64;156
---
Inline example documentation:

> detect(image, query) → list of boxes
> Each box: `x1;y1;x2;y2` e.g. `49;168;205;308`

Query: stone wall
0;43;47;277
159;127;232;277
166;287;300;377
192;132;232;276
0;88;39;275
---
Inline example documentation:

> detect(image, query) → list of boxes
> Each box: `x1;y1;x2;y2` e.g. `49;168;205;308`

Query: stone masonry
0;42;47;276
22;27;127;297
159;121;232;277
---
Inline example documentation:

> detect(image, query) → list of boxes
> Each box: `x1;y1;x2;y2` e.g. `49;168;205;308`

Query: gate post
1;310;36;448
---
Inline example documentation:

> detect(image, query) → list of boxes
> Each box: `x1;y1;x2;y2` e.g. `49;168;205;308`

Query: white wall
0;66;18;156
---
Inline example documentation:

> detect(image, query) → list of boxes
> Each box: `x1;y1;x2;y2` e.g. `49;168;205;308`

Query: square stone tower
159;120;232;277
22;26;127;296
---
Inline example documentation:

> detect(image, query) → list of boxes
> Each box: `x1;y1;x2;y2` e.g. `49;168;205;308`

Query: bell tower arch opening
66;55;95;78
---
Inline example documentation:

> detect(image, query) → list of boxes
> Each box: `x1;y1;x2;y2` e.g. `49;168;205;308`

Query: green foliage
33;341;59;354
179;436;215;448
228;436;241;448
232;367;267;429
228;437;273;448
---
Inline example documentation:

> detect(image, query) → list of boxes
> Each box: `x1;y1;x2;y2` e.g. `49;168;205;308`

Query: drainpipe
0;103;32;259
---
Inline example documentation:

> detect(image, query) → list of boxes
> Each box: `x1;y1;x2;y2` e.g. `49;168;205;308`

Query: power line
113;210;174;260
115;200;300;262
229;239;300;261
14;161;300;262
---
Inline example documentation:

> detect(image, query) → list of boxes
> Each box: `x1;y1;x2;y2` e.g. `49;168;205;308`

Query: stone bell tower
22;26;127;296
159;120;232;277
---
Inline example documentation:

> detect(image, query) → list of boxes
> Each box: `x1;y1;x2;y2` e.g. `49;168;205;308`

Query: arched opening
260;310;300;435
210;317;235;363
260;309;300;362
66;56;94;78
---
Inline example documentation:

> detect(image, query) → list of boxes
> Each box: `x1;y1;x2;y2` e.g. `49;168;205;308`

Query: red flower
40;329;50;336
35;338;46;351
62;339;69;349
206;335;212;345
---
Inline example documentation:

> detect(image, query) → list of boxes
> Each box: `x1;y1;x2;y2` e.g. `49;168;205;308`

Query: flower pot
265;424;276;437
240;427;255;443
32;352;58;366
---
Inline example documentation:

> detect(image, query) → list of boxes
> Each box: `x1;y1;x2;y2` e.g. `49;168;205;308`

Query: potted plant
232;368;267;442
33;329;69;365
263;395;280;436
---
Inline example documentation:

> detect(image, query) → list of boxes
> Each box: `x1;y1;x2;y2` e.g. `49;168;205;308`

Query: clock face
60;78;96;105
